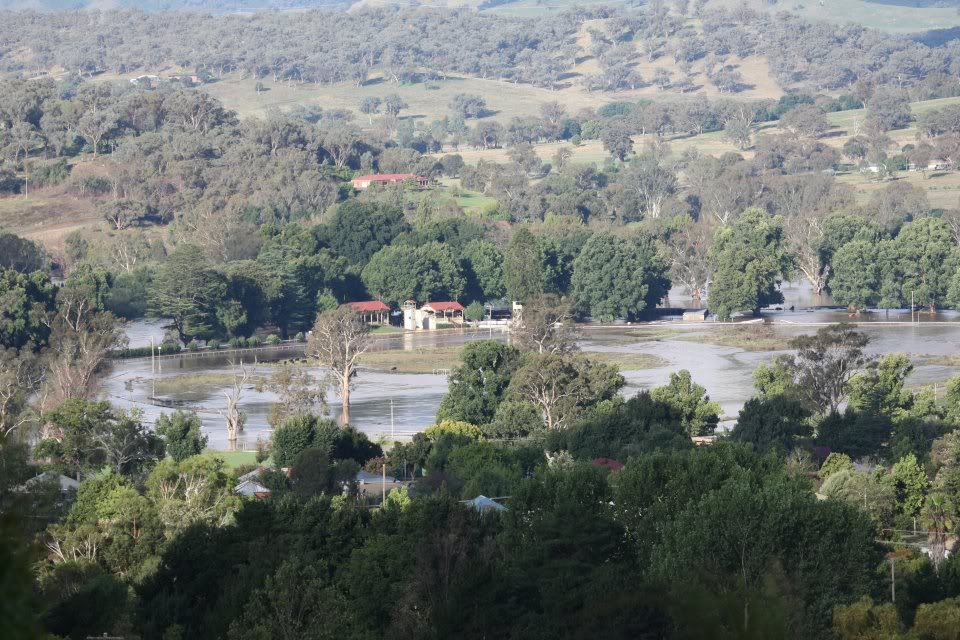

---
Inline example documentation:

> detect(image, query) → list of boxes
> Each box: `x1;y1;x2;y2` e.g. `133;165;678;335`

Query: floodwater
104;282;960;449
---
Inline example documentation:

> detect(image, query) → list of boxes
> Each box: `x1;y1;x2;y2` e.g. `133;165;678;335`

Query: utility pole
382;463;387;504
151;336;156;399
890;557;896;603
390;398;395;441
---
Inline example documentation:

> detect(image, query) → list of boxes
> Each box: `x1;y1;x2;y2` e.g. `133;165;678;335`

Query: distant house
234;479;272;498
130;74;161;87
592;457;625;472
403;300;464;330
345;300;391;325
234;466;285;499
351;173;429;190
463;495;507;513
18;472;79;493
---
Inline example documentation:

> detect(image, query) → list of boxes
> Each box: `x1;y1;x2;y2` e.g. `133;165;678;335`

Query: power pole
890;557;896;603
382;463;387;504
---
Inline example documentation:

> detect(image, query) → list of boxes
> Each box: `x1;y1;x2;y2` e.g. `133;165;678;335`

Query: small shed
682;309;709;322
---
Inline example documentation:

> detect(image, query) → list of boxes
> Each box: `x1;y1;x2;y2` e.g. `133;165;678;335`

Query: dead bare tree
220;360;250;451
0;349;43;438
510;294;579;354
45;290;125;407
785;211;830;296
308;307;370;425
665;219;714;304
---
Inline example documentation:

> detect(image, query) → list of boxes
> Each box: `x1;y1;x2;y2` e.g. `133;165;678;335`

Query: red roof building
351;173;429;190
422;301;464;313
344;300;391;325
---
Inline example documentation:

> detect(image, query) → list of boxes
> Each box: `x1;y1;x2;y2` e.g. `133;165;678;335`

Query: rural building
682;309;709;322
403;300;465;330
129;74;161;87
351;173;429;190
484;301;513;321
345;300;391;325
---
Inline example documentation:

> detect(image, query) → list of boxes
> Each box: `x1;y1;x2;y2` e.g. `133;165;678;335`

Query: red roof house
351;173;429;190
422;301;464;313
344;300;391;324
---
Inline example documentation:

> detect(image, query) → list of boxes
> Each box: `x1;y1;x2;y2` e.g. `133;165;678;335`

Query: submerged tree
308;307;370;425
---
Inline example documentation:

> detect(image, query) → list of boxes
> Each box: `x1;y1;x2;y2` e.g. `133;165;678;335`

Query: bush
31;159;71;188
294;332;306;342
186;340;201;351
424;420;483;441
247;336;262;347
265;334;281;345
819;452;854;479
272;414;319;468
207;339;220;350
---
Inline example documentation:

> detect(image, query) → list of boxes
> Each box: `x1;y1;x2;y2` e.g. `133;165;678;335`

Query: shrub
424;420;484;441
265;334;281;345
207;339;220;350
294;332;306;342
247;336;262;347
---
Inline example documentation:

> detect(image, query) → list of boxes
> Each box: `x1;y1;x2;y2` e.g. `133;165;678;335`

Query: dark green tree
361;242;465;305
323;201;408;267
708;208;792;321
437;341;521;426
148;245;227;341
155;411;208;462
0;268;57;351
571;231;671;321
650;370;721;436
731;395;812;453
503;228;545;304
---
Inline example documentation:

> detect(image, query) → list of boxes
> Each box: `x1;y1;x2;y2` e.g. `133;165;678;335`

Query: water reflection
110;286;960;449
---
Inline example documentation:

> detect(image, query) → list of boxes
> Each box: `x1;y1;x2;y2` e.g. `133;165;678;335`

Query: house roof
352;173;420;182
592;457;625;471
20;472;79;492
357;470;388;484
465;495;507;512
234;479;271;497
346;300;390;313
423;301;464;312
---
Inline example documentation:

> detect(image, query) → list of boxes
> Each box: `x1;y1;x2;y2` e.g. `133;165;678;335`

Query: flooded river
104;283;960;450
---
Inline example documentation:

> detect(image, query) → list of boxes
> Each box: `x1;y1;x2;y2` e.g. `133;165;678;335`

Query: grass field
360;342;670;373
203;73;618;122
680;325;792;351
203;450;260;470
770;0;960;33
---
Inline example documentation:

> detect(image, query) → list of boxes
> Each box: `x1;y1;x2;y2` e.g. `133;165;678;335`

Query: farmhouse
351;173;429;190
345;300;391;325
